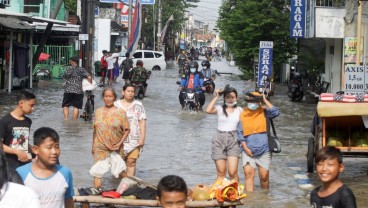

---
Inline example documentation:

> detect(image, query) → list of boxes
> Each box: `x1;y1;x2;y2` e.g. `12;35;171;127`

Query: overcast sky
189;0;222;31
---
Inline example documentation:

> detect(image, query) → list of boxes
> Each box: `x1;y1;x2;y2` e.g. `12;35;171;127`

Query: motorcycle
288;72;304;102
131;81;145;100
177;81;200;112
203;78;215;94
181;88;200;112
130;71;151;100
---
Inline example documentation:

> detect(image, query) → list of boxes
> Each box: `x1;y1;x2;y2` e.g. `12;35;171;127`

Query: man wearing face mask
178;61;206;110
237;91;280;192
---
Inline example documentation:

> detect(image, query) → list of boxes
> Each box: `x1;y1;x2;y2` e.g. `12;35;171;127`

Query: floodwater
1;57;368;207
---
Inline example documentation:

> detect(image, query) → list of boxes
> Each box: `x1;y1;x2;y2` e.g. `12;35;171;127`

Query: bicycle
80;90;95;121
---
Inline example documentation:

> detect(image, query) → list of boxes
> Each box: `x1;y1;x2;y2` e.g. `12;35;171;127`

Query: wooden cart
307;102;368;173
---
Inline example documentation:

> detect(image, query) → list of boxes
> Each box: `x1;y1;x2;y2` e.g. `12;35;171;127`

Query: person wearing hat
237;92;280;192
62;56;92;120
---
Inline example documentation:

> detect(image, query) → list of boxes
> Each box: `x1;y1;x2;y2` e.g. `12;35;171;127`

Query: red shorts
100;67;107;77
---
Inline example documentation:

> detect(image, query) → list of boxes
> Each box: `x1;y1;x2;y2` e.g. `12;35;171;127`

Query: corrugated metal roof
31;16;69;25
0;9;30;17
0;16;34;30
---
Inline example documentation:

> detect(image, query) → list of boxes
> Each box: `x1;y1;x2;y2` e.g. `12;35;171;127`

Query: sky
189;0;222;31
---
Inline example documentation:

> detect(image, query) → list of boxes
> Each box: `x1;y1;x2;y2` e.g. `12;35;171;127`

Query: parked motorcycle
288;72;304;102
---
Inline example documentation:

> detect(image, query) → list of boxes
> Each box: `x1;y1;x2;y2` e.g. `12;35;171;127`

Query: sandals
85;187;103;195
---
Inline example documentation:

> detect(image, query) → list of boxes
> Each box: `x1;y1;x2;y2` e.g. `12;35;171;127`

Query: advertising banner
344;65;366;95
257;41;273;87
290;0;306;38
344;37;364;64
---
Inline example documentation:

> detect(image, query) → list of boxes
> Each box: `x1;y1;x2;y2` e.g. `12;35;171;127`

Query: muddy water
1;58;368;207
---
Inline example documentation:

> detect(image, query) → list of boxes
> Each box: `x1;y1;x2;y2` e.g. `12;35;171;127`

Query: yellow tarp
317;102;368;117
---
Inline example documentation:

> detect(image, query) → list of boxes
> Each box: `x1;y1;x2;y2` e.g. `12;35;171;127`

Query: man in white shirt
105;52;119;86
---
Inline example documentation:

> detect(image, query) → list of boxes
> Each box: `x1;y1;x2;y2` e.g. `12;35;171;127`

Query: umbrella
38;53;50;61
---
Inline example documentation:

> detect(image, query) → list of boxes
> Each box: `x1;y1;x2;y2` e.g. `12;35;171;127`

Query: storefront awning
0;16;34;30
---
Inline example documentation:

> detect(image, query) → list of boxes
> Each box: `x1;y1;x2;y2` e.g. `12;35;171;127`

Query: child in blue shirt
17;127;74;208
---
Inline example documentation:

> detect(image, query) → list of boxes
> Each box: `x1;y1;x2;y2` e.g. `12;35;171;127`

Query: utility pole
128;0;133;54
157;0;162;51
356;0;363;65
153;4;156;50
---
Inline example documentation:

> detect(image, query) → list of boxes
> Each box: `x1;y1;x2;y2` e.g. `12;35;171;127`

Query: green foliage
142;0;197;48
218;0;297;80
64;0;77;14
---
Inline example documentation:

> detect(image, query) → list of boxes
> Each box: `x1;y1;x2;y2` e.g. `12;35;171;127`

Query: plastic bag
82;79;97;92
110;151;127;178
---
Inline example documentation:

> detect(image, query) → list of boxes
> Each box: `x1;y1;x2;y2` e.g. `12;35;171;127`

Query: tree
217;0;297;80
142;0;197;50
64;0;77;15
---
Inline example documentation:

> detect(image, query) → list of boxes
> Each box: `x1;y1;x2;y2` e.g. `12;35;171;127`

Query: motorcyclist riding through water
201;60;217;94
129;60;150;96
178;61;206;110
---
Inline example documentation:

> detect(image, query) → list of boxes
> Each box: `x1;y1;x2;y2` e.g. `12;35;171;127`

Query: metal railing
32;45;75;78
316;0;345;7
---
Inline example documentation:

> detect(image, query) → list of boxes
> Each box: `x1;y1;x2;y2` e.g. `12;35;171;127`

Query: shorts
125;148;141;160
62;93;84;109
106;68;114;80
242;151;271;170
211;130;241;160
100;67;107;78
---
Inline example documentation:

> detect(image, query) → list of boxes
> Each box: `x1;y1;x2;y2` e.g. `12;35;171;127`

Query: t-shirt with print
0;113;32;171
215;105;243;131
187;74;195;89
310;184;357;208
63;65;90;94
114;100;146;154
16;163;74;208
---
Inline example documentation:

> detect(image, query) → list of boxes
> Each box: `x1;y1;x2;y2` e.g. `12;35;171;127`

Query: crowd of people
0;51;358;208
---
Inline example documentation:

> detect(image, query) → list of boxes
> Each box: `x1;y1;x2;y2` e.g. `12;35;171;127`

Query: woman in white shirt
206;86;243;182
114;84;147;176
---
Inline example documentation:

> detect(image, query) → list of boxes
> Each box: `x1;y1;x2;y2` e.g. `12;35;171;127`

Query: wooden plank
127;176;157;190
73;196;244;207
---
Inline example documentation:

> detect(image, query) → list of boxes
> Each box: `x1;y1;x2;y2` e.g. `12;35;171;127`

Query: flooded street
1;57;368;207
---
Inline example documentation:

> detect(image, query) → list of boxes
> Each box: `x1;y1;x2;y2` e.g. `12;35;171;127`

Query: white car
131;50;166;71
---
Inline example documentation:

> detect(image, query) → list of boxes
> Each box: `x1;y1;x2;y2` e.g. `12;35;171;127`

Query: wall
94;19;111;62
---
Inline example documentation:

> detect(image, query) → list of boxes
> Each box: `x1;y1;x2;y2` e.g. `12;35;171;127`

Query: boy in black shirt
310;146;356;208
0;91;36;172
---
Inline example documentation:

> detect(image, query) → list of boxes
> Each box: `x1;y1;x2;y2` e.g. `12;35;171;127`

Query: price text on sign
344;65;365;95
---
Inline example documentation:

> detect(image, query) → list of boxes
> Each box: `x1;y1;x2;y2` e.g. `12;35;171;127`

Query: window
144;52;154;58
0;0;10;6
133;52;142;58
154;53;162;58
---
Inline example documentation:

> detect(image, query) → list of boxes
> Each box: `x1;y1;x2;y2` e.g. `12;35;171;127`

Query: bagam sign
290;0;306;38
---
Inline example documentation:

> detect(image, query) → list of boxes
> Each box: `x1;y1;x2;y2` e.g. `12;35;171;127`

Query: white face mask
247;103;259;110
190;68;196;73
203;66;207;69
225;102;237;107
